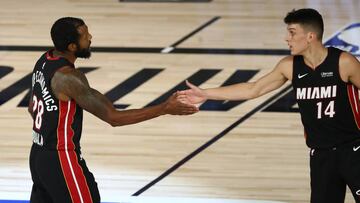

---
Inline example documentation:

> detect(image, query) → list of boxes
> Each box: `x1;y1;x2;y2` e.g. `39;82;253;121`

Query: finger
171;93;180;100
186;80;196;89
178;99;190;104
178;102;197;108
176;94;189;100
177;90;187;95
181;105;199;112
181;109;198;115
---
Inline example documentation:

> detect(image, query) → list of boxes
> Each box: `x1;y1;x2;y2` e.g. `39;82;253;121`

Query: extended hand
163;92;199;115
177;80;207;105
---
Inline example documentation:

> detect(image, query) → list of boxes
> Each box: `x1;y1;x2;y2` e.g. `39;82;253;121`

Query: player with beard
28;17;198;202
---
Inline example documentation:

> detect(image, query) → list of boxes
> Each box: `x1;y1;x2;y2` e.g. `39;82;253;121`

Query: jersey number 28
32;95;44;129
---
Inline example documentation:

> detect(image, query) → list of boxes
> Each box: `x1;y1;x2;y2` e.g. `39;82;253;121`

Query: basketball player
180;8;360;203
28;17;198;202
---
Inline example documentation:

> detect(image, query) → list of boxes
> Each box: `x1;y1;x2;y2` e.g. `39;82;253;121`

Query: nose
284;34;289;42
89;33;92;41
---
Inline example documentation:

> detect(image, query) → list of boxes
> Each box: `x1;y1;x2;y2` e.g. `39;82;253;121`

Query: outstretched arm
51;66;198;126
181;56;292;104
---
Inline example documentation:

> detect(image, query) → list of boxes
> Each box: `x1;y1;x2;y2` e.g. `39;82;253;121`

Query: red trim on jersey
57;101;92;203
46;50;60;61
68;150;93;203
57;101;76;150
347;84;360;129
67;101;76;150
58;151;80;202
57;101;67;150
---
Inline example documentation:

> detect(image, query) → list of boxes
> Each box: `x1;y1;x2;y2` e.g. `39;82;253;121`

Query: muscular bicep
51;67;115;122
51;67;90;101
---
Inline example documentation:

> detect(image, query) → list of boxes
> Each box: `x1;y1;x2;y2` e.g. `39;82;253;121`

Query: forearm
204;72;287;101
52;68;187;127
84;88;165;127
108;103;165;127
204;82;257;101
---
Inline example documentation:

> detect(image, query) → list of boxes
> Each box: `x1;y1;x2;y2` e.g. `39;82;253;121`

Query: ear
67;43;77;52
307;32;316;43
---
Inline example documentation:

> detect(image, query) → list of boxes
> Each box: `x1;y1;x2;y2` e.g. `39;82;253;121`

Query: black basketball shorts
29;144;100;203
310;141;360;203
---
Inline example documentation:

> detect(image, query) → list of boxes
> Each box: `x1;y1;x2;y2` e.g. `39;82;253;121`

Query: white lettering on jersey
296;85;337;100
32;71;58;112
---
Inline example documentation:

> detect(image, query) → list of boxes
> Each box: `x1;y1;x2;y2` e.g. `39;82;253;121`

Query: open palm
178;81;207;105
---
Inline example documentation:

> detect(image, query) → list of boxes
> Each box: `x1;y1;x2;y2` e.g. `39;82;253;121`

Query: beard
75;42;91;58
75;47;91;58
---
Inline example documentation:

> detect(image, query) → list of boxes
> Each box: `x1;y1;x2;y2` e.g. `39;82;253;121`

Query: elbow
246;83;261;99
249;90;261;99
104;109;120;127
105;109;128;127
108;118;123;127
107;114;121;127
108;119;117;127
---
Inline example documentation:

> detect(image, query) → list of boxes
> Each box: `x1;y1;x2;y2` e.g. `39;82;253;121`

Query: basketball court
0;0;359;202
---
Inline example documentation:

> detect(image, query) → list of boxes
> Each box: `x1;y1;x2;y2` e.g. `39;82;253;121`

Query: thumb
186;80;198;90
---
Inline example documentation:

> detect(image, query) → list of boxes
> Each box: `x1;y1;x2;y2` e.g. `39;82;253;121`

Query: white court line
160;46;174;53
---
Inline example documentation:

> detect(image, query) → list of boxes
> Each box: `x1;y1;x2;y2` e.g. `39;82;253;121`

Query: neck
53;49;77;64
302;43;327;69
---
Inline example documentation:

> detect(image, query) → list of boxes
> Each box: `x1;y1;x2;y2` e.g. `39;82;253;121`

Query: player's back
31;50;83;151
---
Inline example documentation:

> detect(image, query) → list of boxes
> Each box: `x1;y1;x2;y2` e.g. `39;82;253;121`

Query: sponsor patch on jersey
321;72;333;78
324;22;360;56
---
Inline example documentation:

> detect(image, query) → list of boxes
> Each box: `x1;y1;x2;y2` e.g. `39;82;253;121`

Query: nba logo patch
324;23;360;56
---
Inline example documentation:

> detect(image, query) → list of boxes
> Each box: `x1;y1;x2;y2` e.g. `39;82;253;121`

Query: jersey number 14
316;100;335;119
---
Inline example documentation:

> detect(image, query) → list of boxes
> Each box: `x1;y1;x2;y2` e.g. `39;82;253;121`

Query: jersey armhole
336;50;350;85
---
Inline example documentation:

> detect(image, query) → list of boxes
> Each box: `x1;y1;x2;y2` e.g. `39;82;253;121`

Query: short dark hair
284;8;324;40
50;17;85;52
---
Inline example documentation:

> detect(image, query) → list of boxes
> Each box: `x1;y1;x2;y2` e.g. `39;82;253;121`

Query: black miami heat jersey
30;50;100;203
31;50;83;151
292;47;360;149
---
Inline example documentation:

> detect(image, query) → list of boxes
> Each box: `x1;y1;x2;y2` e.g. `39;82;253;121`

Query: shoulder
51;66;89;90
51;66;90;99
338;51;360;82
277;55;294;67
339;51;359;65
339;51;360;73
54;66;87;83
274;55;294;80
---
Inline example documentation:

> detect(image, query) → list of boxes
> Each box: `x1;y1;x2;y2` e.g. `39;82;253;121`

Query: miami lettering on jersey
296;85;337;100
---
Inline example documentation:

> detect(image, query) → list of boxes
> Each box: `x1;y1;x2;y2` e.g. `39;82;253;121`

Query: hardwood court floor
0;0;359;202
